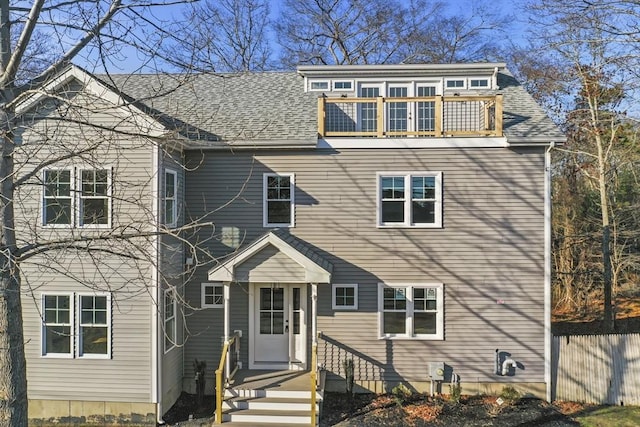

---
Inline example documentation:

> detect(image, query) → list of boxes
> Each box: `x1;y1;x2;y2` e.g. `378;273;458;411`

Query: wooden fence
552;333;640;405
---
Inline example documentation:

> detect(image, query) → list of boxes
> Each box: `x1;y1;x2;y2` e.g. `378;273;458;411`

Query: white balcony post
311;283;318;345
224;282;230;377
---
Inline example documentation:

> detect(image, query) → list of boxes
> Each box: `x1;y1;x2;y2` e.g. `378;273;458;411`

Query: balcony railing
317;94;503;138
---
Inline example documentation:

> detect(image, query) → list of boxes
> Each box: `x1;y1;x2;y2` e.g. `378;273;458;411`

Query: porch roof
208;229;333;283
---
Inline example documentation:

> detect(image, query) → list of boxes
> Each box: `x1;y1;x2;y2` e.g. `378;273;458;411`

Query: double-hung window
78;294;110;357
378;283;443;339
80;170;110;226
42;292;111;358
164;169;178;227
42;294;73;356
263;173;294;227
43;170;73;225
164;289;177;352
42;168;112;227
377;172;442;228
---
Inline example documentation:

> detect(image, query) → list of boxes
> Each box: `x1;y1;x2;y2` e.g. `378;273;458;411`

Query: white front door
251;283;307;370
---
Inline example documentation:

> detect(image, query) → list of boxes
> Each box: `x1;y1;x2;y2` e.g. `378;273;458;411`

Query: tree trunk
602;224;614;332
0;268;28;426
0;127;28;424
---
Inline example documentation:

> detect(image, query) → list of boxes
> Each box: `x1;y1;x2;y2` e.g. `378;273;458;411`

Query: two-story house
17;63;564;425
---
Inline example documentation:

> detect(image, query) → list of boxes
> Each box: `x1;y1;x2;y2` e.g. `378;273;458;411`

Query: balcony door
358;84;381;133
387;84;410;136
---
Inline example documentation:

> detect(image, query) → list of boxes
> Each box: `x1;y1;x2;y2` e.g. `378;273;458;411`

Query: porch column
223;282;231;379
311;283;318;344
223;282;230;341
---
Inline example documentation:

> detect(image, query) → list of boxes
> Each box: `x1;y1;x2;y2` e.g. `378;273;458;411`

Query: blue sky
82;0;528;73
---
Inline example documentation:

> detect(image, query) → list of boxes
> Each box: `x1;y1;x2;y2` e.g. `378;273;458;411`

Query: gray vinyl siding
160;148;185;409
183;146;546;386
15;83;158;402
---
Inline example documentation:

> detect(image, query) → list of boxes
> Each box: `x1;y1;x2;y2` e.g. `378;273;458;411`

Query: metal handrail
215;332;240;424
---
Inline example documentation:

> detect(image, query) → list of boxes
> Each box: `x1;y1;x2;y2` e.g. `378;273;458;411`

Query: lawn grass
574;406;640;427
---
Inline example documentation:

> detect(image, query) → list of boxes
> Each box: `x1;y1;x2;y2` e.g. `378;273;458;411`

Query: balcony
317;94;503;138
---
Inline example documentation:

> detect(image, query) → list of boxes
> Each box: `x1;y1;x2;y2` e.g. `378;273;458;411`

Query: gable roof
208;229;333;283
23;63;563;148
101;72;319;147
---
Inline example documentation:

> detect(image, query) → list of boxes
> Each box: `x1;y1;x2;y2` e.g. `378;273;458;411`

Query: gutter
151;142;164;424
544;141;556;402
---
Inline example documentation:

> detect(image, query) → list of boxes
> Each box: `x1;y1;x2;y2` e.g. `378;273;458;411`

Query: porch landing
229;369;312;392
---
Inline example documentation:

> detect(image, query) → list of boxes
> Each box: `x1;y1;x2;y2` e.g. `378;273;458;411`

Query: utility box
428;361;445;381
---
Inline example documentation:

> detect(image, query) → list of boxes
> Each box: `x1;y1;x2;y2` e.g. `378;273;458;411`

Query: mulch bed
321;393;581;426
163;392;214;426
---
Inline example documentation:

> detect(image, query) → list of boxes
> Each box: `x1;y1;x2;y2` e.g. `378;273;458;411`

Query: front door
251;283;307;370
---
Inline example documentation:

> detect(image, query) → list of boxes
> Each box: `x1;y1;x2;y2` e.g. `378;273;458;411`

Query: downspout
151;142;164;423
544;141;555;402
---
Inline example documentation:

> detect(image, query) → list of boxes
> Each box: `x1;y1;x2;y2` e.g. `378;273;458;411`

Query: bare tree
402;3;512;63
0;0;222;424
169;0;274;72
522;0;640;330
273;0;439;66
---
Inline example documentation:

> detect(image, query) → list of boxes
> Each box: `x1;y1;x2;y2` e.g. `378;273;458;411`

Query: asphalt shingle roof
100;67;563;146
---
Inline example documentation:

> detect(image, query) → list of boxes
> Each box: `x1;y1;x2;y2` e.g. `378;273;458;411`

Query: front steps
220;389;321;425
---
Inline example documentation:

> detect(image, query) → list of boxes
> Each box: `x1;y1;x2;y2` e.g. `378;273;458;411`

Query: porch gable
208;230;332;284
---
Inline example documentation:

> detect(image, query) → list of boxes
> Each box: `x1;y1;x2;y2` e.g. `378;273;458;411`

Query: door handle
285;319;289;333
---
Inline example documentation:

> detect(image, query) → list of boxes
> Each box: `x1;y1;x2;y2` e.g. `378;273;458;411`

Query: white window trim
263;173;295;228
41;292;113;359
332;284;358;310
78;168;112;229
470;78;490;88
445;78;466;90
378;283;444;340
41;292;74;358
376;171;443;228
309;80;330;91
42;168;74;228
164;168;178;228
164;288;177;353
332;80;354;91
77;292;112;359
201;282;224;308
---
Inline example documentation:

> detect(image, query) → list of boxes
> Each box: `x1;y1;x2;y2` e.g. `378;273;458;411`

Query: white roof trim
15;65;168;138
208;232;332;283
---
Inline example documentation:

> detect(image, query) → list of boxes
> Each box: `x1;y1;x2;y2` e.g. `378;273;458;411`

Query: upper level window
164;169;178;227
43;170;72;225
470;79;489;88
378;283;444;340
263;173;294;227
80;170;110;226
310;81;329;91
377;172;442;228
43;168;111;228
445;79;465;89
333;80;353;91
